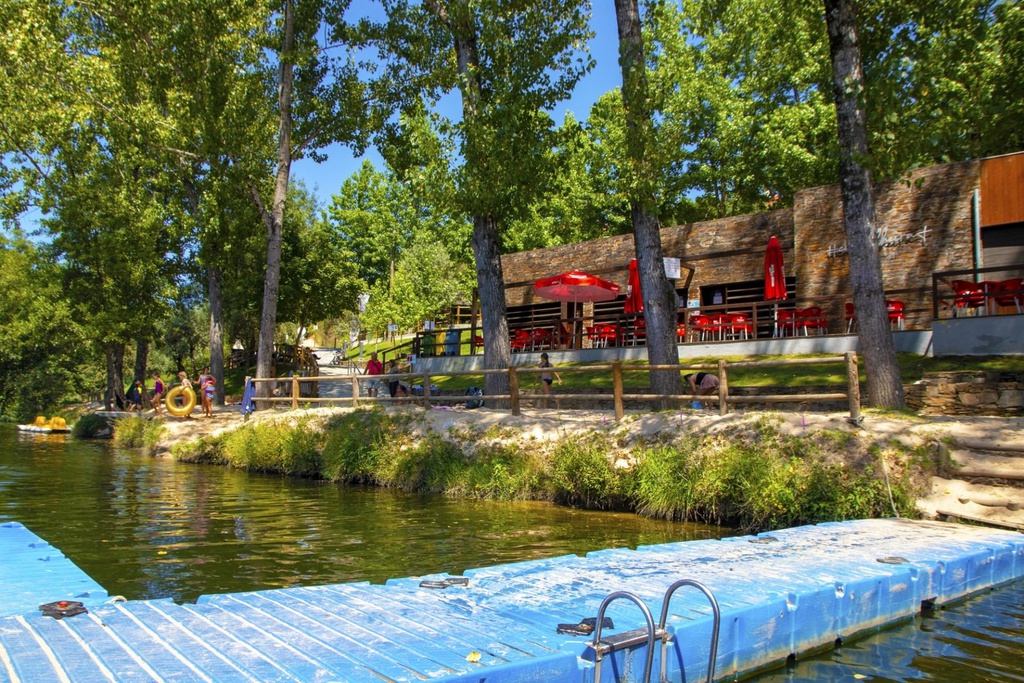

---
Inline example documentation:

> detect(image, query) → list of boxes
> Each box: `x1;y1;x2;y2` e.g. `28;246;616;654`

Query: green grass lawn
423;353;1024;393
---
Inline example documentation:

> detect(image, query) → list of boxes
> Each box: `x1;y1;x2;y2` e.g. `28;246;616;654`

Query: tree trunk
208;265;225;404
472;213;511;403
429;2;509;402
104;342;126;411
614;0;683;400
132;339;148;385
254;0;296;400
823;0;905;409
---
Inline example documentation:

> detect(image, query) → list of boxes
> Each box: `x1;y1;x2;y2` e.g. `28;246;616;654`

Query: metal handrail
590;591;657;683
658;579;721;683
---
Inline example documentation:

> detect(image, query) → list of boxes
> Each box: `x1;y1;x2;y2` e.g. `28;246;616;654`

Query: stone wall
500;159;980;329
906;371;1024;416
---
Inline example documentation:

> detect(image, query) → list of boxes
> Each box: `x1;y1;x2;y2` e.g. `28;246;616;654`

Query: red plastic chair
775;309;798;337
951;280;985;316
689;314;712;342
676;323;687;344
980;280;1003;315
709;315;728;341
727;313;753;340
995;278;1024;314
472;335;484;350
844;303;856;333
530;328;553;351
886;300;905;330
597;323;619;347
797;307;827;336
510;329;531;352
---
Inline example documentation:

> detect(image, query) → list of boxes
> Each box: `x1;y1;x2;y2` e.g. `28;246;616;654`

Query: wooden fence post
846;352;861;421
292;376;299;410
509;367;521;416
422;370;431;409
718;359;729;416
612;361;624;421
352;375;360;408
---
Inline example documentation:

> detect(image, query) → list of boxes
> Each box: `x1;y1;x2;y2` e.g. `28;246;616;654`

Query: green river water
2;424;1022;681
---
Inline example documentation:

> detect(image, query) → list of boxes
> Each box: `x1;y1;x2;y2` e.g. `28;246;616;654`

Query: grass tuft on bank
168;409;929;532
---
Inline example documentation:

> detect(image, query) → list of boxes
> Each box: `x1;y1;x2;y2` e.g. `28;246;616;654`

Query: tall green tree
0;237;88;420
245;0;369;398
824;0;904;408
613;0;684;400
363;0;592;399
278;183;363;336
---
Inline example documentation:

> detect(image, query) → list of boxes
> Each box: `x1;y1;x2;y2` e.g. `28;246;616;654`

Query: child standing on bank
538;353;562;408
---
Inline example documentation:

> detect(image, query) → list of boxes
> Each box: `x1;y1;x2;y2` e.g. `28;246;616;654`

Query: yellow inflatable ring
165;385;197;417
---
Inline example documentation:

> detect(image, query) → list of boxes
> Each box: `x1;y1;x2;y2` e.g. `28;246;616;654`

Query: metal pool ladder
588;579;721;683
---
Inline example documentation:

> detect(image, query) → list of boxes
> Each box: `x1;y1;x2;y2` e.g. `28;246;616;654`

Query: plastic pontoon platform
1;518;1022;682
0;522;108;621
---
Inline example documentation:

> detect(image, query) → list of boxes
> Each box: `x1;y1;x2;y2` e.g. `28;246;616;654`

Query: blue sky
292;0;623;209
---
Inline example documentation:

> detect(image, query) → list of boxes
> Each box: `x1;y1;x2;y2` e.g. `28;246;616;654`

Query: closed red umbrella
764;237;787;337
764;237;787;301
624;259;643;314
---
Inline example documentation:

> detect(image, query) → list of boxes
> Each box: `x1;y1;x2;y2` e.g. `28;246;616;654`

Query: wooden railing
248;353;861;422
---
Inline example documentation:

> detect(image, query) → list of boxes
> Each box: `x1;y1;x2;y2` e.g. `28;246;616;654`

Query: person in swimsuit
538;353;562;407
150;372;164;415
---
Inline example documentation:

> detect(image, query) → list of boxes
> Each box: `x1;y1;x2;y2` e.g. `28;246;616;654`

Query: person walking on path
364;352;384;398
150;372;164;416
126;380;144;412
199;368;215;417
538;353;562;408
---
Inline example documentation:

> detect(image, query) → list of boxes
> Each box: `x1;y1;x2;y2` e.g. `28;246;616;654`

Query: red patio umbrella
534;270;621;346
624;259;643;314
534;270;621;304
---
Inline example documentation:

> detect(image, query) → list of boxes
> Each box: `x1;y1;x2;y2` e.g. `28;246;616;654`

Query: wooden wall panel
980;151;1024;227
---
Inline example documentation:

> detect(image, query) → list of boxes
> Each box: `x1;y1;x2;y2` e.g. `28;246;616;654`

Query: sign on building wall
826;226;929;258
664;257;681;279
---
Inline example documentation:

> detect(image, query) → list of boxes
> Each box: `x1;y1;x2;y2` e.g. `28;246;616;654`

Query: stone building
499;152;1024;337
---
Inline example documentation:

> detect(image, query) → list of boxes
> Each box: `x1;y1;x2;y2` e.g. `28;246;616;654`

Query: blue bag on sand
692;401;703;410
466;387;484;409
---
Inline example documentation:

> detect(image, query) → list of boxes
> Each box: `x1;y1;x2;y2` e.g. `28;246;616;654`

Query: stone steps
919;441;1024;531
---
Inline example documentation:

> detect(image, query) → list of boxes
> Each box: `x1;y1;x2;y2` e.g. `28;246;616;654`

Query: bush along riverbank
120;408;934;533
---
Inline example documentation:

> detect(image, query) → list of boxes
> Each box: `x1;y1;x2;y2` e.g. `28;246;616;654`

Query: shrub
113;417;147;448
548;435;624;509
321;409;406;483
72;413;111;439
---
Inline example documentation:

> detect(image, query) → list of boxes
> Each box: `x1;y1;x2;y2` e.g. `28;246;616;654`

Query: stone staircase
919;438;1024;531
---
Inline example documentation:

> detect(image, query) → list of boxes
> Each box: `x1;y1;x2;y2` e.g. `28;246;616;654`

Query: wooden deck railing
248;352;861;422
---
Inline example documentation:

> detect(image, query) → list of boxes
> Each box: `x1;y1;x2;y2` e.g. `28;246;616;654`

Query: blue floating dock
0;522;108;620
1;518;1022;682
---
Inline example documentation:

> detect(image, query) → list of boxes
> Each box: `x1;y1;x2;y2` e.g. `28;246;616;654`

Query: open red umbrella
624;259;643;314
764;236;787;301
534;270;621;304
534;271;621;346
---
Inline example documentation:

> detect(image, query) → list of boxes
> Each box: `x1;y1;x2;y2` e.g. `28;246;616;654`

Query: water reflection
751;579;1024;682
7;426;1022;683
1;425;720;603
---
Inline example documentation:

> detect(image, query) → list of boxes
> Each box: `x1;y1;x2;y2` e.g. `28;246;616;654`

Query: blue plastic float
1;518;1022;682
